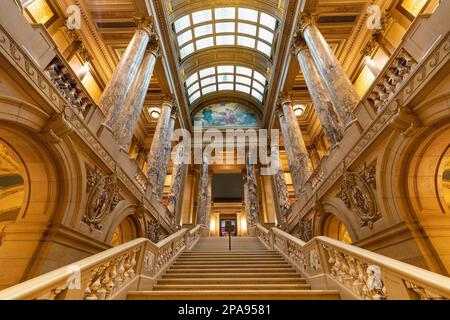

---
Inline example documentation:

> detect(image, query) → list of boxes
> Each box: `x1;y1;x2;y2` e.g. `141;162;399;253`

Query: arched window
322;214;352;244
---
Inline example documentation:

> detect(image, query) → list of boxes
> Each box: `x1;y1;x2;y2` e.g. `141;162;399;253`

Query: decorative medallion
83;167;121;231
339;169;380;228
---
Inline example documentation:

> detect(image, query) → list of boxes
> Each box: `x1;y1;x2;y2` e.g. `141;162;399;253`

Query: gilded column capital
162;94;176;107
291;27;308;55
298;13;319;33
276;102;285;118
278;92;293;106
170;103;179;120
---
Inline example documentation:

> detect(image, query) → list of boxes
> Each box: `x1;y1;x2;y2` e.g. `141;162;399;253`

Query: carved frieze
83;167;121;231
339;169;380;228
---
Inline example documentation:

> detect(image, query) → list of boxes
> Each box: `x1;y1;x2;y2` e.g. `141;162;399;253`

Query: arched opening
111;216;138;247
0;139;26;232
322;214;352;244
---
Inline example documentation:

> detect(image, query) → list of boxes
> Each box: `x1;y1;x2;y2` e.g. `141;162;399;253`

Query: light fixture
293;104;306;117
148;107;161;119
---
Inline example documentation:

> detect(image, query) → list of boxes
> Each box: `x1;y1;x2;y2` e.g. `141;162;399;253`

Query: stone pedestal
299;13;359;125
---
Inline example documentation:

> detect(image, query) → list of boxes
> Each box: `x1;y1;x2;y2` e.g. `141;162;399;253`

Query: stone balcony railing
0;225;204;300
0;1;173;232
287;4;450;230
256;224;450;299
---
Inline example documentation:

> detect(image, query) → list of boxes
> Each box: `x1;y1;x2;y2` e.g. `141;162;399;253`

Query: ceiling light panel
173;7;278;60
184;65;268;105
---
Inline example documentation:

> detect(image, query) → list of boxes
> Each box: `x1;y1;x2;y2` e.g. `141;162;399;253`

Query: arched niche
110;216;139;247
321;214;353;244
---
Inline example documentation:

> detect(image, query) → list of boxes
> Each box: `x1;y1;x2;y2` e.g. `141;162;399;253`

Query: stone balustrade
0;226;205;300
256;224;450;300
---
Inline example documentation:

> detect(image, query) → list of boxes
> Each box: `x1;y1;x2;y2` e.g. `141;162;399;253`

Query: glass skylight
184;65;267;104
174;7;278;60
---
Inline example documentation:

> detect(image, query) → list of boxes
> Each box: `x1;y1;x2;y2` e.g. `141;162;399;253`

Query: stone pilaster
196;158;211;227
277;92;312;197
146;95;175;199
100;17;159;122
298;13;359;125
293;34;344;148
245;159;260;226
109;45;159;150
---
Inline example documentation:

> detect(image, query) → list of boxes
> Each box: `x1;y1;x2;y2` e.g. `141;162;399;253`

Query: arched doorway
111;216;139;247
322;214;352;244
0;139;26;233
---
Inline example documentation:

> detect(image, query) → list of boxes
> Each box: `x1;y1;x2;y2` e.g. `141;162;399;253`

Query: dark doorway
220;219;237;236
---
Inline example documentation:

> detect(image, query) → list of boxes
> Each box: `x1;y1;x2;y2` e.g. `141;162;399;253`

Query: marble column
293;35;344;148
99;17;158;121
196;158;211;227
244;160;260;226
274;168;290;229
108;45;159;150
167;143;187;225
146;95;175;199
298;13;359;125
278;92;312;197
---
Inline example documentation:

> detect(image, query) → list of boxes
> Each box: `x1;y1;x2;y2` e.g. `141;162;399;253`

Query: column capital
298;13;319;33
147;34;161;57
170;104;179;120
278;92;293;106
291;28;308;55
162;94;176;107
276;102;285;118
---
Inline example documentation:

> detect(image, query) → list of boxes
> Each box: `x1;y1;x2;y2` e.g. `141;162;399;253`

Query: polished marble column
298;13;359;125
146;95;175;199
100;17;158;121
109;45;159;150
274;168;290;229
293;35;344;147
245;159;260;226
278;92;312;197
196;158;211;227
167;143;186;225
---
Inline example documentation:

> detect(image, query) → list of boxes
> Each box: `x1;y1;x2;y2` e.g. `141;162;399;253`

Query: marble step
153;284;311;291
127;290;341;300
165;268;297;273
162;272;302;279
157;278;307;285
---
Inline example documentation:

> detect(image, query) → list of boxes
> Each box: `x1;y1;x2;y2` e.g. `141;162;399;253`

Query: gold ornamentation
298;13;318;33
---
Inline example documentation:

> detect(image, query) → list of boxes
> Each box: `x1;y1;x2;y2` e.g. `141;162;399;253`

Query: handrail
0;225;205;300
256;224;450;300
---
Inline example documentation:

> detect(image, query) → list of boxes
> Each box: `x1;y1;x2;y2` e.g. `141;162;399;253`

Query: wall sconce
148;107;161;119
293;104;306;117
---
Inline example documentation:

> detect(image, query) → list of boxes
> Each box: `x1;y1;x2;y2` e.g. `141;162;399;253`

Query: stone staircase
127;237;340;300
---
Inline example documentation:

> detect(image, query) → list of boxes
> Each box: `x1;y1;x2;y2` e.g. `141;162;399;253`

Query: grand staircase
127;237;340;300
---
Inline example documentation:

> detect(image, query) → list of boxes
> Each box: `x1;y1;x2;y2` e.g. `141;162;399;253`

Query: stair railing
256;224;450;300
0;225;205;300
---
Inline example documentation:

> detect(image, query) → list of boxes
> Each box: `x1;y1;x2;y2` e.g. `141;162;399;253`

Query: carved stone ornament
40;107;74;143
403;280;446;300
147;219;160;243
83;167;121;231
298;218;312;242
291;26;307;55
339;171;381;228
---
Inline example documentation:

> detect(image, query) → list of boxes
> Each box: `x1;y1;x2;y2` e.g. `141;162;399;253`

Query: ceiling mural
192;102;261;128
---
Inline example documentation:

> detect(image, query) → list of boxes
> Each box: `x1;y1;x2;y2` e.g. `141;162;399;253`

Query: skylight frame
184;65;268;105
174;7;278;60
